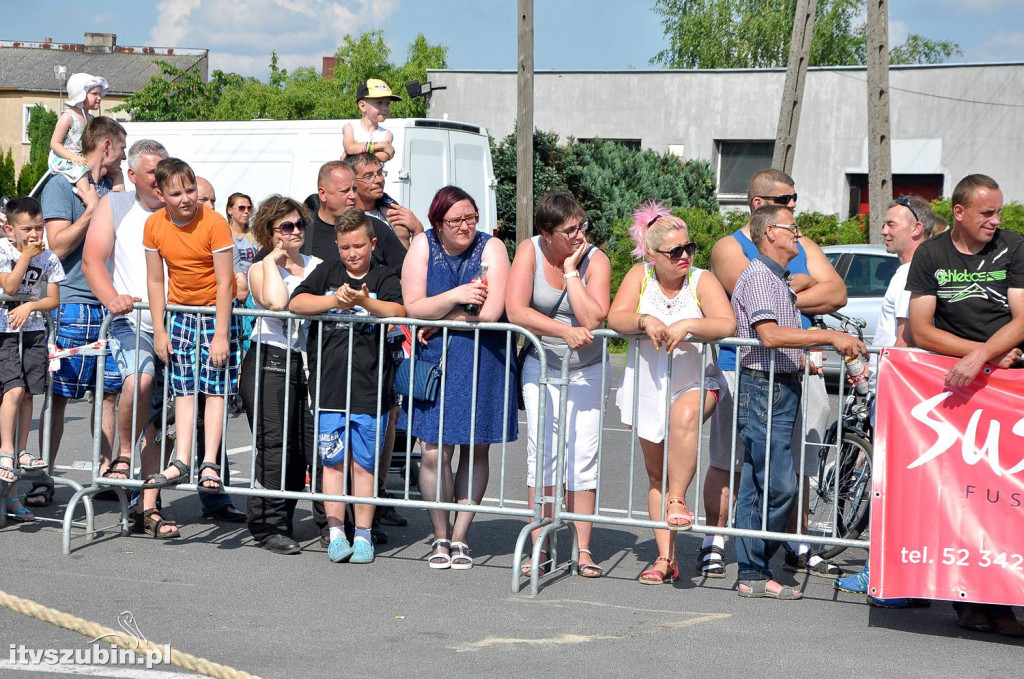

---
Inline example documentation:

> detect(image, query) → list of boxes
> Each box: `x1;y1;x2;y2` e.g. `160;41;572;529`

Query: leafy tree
120;32;447;123
651;0;961;68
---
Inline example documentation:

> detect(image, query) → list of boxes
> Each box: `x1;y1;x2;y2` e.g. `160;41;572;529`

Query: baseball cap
356;78;402;102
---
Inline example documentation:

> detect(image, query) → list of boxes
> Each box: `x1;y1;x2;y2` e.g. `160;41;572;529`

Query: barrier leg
511;518;549;594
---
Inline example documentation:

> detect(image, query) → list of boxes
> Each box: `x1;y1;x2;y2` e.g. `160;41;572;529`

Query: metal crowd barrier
60;304;550;557
53;302;883;595
520;329;881;594
0;308;94;531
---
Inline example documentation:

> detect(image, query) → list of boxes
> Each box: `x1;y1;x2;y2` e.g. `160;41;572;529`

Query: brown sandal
666;497;694;530
139;508;180;539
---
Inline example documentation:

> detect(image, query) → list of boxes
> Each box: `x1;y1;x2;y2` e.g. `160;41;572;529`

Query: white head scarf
66;73;109;107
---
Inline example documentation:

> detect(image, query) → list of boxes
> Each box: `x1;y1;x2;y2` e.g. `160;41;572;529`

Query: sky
1;0;1021;80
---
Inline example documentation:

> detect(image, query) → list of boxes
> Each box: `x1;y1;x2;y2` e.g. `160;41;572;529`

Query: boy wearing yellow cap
342;78;402;164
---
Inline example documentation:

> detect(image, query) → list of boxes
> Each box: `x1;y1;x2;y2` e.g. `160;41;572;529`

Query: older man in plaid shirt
731;204;865;600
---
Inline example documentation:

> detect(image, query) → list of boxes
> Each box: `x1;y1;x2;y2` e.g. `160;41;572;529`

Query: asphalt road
1;363;1019;678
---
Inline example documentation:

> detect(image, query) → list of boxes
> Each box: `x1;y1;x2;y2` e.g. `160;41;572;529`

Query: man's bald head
196;177;216;210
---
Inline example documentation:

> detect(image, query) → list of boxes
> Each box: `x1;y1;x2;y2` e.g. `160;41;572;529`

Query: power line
826;67;1024;109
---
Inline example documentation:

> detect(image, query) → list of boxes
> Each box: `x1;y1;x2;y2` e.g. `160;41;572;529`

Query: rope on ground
0;588;261;679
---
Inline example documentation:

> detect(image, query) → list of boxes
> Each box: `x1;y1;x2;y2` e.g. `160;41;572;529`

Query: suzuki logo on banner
908;391;1024;476
872;348;1024;607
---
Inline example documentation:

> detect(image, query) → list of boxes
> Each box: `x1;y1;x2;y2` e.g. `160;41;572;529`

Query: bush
491;128;720;284
15;105;58;196
0;149;16;198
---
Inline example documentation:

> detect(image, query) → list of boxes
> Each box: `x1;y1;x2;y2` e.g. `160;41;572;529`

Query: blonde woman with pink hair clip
607;201;735;585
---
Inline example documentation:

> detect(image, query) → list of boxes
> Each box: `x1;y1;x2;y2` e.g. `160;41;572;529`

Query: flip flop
6;498;35;523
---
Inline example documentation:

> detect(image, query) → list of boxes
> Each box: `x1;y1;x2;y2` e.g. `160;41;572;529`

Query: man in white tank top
82;140;246;533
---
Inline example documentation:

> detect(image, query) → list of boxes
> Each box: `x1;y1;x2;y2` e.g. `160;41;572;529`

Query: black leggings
239;344;325;542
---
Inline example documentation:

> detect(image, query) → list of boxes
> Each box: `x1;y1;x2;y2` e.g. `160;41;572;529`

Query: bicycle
808;311;874;559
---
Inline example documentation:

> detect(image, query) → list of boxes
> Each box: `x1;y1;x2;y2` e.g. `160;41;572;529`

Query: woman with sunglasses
607;202;736;585
239;195;325;554
506;191;611;579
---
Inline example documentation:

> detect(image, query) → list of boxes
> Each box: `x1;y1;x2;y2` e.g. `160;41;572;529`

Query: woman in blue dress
401;186;518;570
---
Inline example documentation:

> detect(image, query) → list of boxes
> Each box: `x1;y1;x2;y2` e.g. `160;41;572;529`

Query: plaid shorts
51;303;123;399
168;311;239;396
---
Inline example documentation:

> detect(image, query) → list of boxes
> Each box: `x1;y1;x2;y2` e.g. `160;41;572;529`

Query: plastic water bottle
845;355;870;395
463;262;489;316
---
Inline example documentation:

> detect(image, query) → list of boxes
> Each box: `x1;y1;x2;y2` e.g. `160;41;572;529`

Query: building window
716;140;775;199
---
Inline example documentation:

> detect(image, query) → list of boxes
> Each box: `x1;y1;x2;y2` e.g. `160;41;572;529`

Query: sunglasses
654;242;696;261
274;220;307;235
895;196;919;222
769;223;801;234
758;193;798;205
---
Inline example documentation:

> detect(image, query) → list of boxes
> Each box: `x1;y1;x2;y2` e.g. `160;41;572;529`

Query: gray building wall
427;64;1024;216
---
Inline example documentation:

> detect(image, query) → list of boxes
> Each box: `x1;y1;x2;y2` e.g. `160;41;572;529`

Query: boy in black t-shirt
290;208;404;565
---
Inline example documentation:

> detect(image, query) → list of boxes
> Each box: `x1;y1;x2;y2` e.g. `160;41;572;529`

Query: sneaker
784;549;844;578
835;566;871;593
350;539;375;564
328;536;354;563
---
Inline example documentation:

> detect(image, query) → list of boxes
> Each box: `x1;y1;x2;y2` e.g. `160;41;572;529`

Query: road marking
454;599;729;652
0;660;200;677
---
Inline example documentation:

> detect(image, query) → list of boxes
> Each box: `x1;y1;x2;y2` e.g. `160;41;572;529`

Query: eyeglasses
556;220;588;237
895;196;919;222
274;220;306;235
443;213;479;229
654;242;696;261
356;170;387;183
233;205;253;212
769;223;801;234
758;193;798;206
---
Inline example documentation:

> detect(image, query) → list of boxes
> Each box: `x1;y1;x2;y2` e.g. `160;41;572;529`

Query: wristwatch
563;271;580;280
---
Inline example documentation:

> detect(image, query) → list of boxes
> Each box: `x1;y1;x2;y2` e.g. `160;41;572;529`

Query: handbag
395;241;474;404
394;356;442;402
516;246;594;410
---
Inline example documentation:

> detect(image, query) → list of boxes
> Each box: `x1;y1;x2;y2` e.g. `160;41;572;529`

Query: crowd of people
1;76;1020;637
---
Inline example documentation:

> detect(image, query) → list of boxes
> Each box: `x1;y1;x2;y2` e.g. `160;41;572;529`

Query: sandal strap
653;555;674;566
666;497;687;505
699;545;726;558
198;461;222;473
578;548;592;556
430;538;451;549
170;459;191;476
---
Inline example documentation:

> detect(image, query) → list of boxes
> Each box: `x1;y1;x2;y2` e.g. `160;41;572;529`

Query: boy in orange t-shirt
142;158;238;497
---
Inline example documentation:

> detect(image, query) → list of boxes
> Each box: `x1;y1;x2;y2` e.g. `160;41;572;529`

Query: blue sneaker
350;538;375;564
328;536;354;563
834;565;870;593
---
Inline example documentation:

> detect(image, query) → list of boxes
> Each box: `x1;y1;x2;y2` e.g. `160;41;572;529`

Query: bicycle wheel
809;431;872;559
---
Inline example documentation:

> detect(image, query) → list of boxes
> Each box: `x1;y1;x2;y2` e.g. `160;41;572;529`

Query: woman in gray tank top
506;191;611;578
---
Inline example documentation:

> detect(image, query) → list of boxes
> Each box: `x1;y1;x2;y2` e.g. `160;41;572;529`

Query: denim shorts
168;311;239;397
109;317;159;379
51;303;123;399
317;410;389;473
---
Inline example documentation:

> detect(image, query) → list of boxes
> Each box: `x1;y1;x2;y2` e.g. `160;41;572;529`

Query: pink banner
872;348;1024;605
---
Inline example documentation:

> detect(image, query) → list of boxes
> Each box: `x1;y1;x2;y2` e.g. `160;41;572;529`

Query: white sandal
428;539;452;570
450;541;473;570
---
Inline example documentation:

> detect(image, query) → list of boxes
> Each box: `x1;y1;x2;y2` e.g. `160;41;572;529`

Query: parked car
820;244;899;381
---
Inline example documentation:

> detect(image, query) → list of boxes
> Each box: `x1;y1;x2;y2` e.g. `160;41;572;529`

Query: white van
118;118;498;234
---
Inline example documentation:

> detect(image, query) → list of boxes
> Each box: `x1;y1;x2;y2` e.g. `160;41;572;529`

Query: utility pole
516;0;534;244
772;0;817;175
866;0;892;245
